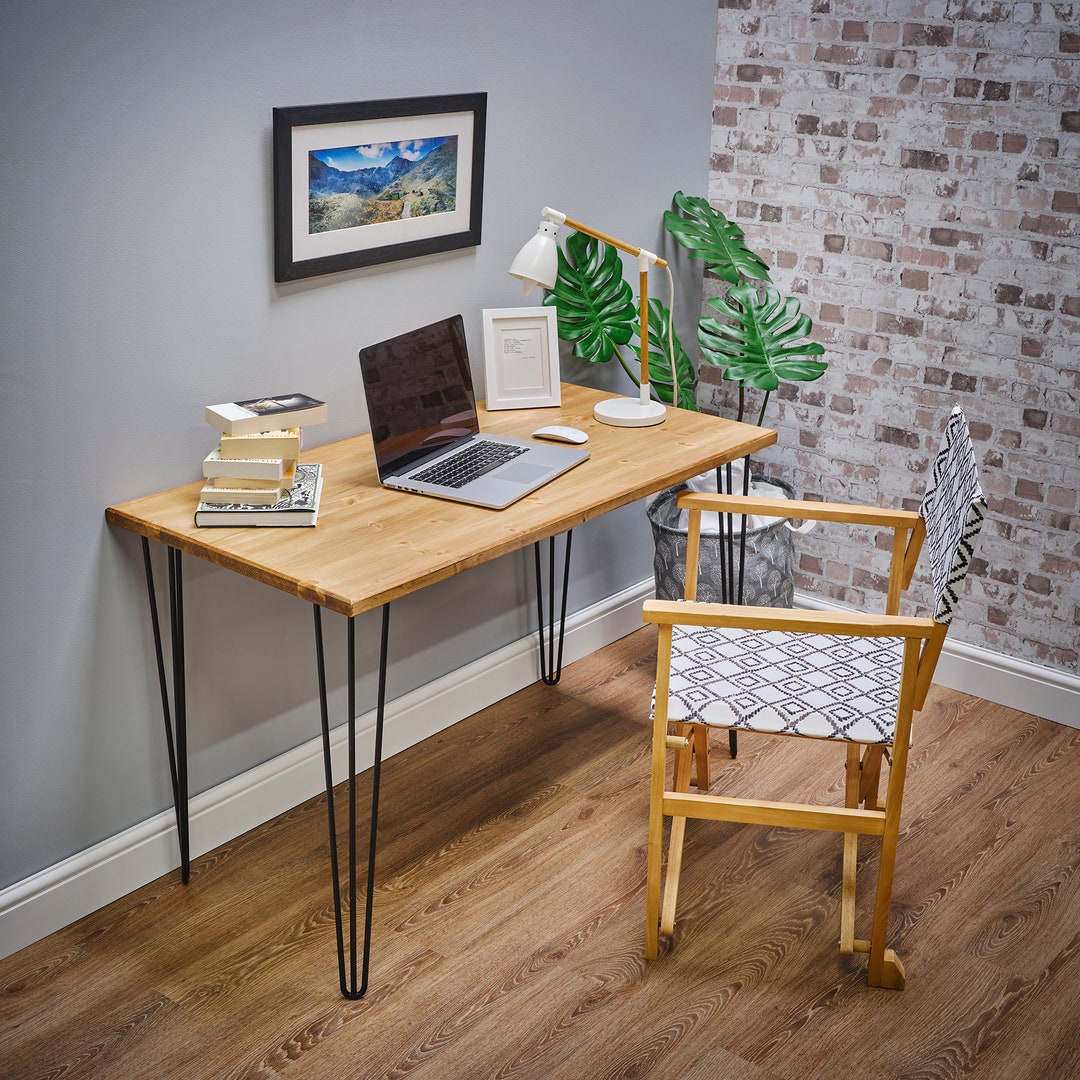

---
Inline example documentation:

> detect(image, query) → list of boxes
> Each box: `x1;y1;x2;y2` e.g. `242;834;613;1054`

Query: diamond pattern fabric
664;624;905;744
920;405;987;625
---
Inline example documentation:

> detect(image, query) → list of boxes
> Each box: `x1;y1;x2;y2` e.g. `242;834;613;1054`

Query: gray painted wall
0;1;717;890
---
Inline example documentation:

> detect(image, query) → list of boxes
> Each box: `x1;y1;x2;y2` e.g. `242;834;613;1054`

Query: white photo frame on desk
482;307;561;410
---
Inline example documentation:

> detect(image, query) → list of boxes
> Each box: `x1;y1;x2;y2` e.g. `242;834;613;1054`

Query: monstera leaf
699;282;827;391
543;231;636;364
663;190;772;286
629;298;698;410
539;194;829;427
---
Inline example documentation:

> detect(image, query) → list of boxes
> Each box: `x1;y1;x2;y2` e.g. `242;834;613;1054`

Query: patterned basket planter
646;477;797;607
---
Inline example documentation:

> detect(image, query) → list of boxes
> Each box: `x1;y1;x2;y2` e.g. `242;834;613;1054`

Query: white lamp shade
508;219;559;292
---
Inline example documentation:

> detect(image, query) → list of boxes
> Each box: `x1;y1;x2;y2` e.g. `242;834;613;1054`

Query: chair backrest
919;405;987;625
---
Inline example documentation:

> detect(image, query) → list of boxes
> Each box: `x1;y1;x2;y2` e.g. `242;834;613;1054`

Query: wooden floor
2;627;1079;1080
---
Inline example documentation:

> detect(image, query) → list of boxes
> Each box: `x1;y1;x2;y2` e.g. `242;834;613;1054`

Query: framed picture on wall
273;93;486;282
482;307;562;410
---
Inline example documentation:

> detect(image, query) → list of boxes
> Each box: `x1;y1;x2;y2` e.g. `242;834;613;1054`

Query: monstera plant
547;192;829;616
543;190;827;426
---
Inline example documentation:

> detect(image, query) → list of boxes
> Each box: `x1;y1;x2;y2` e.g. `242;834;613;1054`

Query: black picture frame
273;93;486;282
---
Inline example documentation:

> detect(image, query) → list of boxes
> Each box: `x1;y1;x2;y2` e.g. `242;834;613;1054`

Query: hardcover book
194;463;323;527
205;393;327;436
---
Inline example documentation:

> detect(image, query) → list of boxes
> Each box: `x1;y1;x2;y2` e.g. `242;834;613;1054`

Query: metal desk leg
716;458;752;760
140;539;190;883
314;603;390;1000
534;530;573;686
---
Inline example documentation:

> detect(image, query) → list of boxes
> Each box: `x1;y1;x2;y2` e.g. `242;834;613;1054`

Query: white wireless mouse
532;425;589;445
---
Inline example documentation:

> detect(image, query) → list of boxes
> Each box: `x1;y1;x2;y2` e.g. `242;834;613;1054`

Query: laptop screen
359;315;480;479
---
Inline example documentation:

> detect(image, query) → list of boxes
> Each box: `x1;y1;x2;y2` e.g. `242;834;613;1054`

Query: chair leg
844;741;905;987
866;721;912;989
692;724;711;789
860;745;885;810
866;801;907;989
840;744;861;955
659;725;696;937
646;717;672;961
673;722;710;790
672;723;694;789
646;808;664;959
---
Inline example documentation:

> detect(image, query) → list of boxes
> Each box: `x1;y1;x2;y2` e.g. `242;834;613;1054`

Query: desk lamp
509;207;668;427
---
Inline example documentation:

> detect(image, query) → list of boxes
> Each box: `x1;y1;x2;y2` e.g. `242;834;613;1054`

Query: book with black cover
194;463;323;527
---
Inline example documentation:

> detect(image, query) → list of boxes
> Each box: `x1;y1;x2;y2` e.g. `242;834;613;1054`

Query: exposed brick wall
701;0;1079;675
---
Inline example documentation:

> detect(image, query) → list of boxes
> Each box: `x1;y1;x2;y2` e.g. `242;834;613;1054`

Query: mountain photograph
308;136;458;234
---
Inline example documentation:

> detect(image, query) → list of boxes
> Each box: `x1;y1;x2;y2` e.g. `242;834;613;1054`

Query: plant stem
615;349;641;391
755;391;771;427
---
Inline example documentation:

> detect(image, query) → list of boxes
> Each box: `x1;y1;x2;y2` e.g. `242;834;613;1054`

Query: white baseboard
930;637;1079;728
794;591;1079;729
0;581;651;962
4;580;1075;962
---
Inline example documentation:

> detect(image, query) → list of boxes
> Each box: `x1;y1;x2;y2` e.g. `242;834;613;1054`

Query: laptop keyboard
412;441;528;488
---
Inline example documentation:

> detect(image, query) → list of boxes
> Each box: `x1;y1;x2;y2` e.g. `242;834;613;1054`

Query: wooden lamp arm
557;211;668;268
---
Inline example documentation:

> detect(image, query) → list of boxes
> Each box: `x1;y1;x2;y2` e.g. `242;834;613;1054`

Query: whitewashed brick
709;1;1080;674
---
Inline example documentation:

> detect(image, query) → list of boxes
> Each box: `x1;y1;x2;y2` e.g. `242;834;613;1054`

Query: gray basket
647;478;796;607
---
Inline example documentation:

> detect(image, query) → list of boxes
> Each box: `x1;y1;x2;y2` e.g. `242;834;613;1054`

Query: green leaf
663;190;772;286
629;299;698;410
543;232;636;364
698;282;827;392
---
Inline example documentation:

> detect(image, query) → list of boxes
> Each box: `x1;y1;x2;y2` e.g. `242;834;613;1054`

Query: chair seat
663;624;905;744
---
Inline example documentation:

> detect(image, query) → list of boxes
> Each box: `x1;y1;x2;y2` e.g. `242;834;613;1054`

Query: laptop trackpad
497;463;551;484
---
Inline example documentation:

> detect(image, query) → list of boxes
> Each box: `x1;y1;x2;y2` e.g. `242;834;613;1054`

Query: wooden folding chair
644;406;986;988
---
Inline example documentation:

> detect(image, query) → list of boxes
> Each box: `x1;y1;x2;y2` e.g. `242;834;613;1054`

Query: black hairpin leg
534;530;573;685
315;602;390;999
140;538;190;883
716;458;752;759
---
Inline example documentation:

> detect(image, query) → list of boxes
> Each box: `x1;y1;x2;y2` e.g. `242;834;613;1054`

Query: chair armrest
676;491;923;529
642;599;935;639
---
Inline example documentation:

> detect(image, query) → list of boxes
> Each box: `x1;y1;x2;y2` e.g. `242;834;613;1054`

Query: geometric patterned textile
919;405;987;625
663;624;905;745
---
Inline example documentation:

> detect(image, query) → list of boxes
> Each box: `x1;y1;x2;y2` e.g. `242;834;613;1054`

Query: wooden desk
107;383;774;614
106;382;775;996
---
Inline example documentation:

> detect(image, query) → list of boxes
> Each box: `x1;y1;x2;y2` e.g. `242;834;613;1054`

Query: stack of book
195;393;327;527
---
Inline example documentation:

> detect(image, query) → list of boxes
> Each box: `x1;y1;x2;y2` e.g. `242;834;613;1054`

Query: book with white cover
198;462;296;504
203;448;295;481
205;393;327;436
198;481;289;506
216;428;302;461
194;463;323;527
202;462;297;493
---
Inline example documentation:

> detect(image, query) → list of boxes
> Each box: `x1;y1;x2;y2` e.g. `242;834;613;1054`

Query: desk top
106;384;775;617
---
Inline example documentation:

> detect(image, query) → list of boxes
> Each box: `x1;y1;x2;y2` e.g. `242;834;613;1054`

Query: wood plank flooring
2;627;1079;1079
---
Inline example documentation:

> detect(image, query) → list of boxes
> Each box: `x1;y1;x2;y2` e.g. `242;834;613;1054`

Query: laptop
358;315;589;509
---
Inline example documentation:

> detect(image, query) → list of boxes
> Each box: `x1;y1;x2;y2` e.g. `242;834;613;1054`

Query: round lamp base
593;397;667;428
